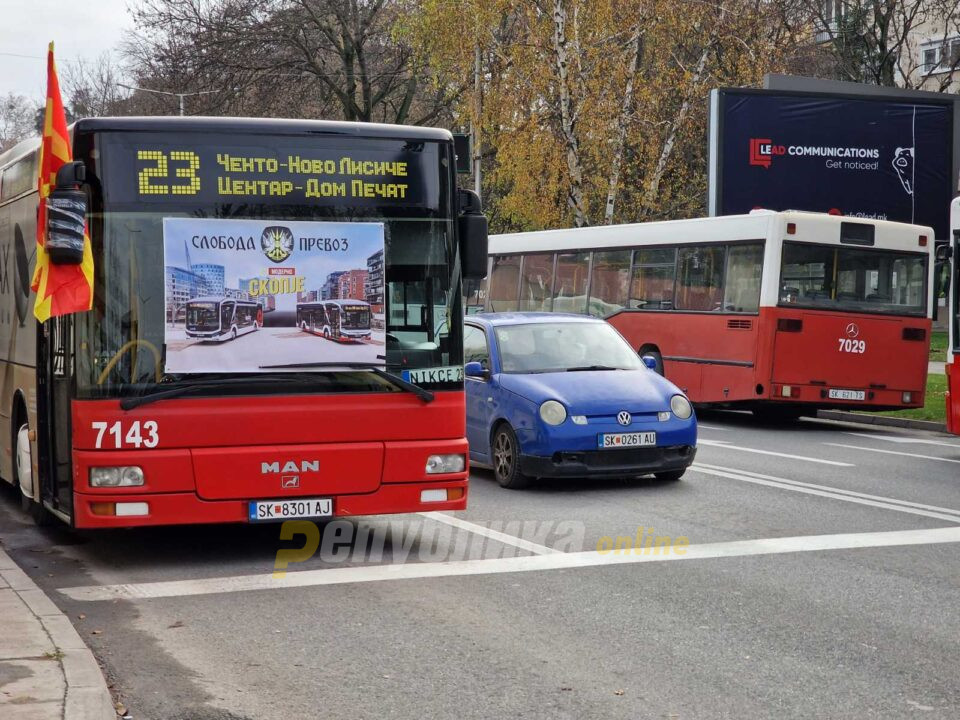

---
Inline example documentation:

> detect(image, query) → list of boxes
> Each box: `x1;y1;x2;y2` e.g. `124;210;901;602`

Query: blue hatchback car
464;313;697;488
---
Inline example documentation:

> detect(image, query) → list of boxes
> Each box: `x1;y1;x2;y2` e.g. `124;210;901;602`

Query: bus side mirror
933;242;954;322
458;188;488;280
46;161;87;265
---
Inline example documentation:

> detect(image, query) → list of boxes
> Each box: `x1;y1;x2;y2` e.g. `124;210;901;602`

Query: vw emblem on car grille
617;411;632;426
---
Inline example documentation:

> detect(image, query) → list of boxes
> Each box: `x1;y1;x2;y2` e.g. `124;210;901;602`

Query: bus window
520;252;554;312
676;245;725;311
553;251;589;314
588;250;630;317
630;247;676;310
723;243;763;313
489;255;521;311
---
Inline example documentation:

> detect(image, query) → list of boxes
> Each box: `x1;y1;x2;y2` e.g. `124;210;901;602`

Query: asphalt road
1;412;959;719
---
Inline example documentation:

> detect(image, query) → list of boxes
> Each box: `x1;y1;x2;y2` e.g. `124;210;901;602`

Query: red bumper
73;479;468;529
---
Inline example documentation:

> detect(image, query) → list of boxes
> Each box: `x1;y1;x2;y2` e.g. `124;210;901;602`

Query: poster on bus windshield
163;217;385;374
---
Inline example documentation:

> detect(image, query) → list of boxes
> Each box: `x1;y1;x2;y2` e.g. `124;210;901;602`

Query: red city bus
945;198;960;434
485;211;934;421
0;117;487;528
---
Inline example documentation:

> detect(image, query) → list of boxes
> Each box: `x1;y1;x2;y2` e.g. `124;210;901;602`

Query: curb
0;548;115;719
816;409;948;433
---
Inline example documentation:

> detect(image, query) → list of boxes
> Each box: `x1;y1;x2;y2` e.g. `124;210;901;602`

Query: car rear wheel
654;469;685;482
492;424;530;489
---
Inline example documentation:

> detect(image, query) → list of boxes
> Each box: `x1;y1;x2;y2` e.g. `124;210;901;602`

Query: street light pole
118;84;216;116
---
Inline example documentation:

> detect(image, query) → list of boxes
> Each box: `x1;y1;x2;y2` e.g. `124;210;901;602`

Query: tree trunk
604;29;643;225
550;0;588;227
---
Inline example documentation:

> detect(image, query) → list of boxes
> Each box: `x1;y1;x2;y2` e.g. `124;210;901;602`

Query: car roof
465;312;602;327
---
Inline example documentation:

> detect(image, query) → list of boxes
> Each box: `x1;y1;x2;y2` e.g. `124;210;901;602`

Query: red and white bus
297;299;372;341
945;199;960;434
485;210;934;420
0;116;487;528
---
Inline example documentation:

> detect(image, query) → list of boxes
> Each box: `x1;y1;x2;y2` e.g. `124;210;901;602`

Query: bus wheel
492;424;530;490
323;328;330;340
752;405;803;423
300;321;307;332
16;423;49;526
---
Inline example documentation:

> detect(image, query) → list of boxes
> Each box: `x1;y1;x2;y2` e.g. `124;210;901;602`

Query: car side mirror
46;161;87;265
464;361;489;379
641;355;658;370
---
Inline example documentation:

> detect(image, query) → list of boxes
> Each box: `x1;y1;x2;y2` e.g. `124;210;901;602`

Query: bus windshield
779;241;927;316
341;306;371;329
75;130;461;398
186;303;219;331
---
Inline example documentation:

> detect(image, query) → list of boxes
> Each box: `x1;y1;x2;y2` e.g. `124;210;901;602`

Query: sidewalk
929;361;946;374
0;547;114;719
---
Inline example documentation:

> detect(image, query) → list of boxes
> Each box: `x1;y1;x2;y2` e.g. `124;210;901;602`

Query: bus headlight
425;454;465;474
539;400;567;426
670;395;693;420
90;466;144;487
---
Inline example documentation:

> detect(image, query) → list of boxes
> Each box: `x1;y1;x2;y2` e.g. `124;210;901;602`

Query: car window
495;321;644;373
463;324;490;367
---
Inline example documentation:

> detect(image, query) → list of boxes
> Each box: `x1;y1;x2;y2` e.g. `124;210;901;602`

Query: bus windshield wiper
257;361;435;403
565;365;619;372
119;375;327;411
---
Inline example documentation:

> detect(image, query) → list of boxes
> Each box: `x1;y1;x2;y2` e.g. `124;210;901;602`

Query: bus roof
298;299;371;307
187;296;258;305
73;116;453;142
489;211;935;255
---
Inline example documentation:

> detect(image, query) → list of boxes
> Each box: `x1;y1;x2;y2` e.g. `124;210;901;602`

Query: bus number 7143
92;421;160;449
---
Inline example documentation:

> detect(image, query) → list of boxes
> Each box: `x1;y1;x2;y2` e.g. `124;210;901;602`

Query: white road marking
843;432;960;449
698;439;855;467
826;443;960;465
692;463;960;523
419;511;560;555
56;526;960;601
694;423;729;431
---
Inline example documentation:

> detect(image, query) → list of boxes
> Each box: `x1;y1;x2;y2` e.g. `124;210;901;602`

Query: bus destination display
103;133;437;208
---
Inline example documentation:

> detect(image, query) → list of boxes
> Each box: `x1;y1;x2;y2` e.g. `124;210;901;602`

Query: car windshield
494;321;644;373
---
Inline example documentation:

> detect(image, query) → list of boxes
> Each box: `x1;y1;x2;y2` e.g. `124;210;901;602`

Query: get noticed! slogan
163;218;385;374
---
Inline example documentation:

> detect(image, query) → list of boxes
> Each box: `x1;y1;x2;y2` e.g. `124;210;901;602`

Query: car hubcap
494;432;512;479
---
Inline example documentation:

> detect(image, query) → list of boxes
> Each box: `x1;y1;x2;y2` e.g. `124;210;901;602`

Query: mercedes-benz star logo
617;411;632;426
845;322;860;339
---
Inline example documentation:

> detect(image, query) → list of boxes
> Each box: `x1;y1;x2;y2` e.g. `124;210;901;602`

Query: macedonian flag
31;42;94;322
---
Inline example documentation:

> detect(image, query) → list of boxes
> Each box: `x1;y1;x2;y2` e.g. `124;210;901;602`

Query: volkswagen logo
845;322;860;339
617;411;632;426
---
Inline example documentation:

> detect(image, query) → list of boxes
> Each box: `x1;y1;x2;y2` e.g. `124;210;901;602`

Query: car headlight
670;394;692;420
539;400;567;426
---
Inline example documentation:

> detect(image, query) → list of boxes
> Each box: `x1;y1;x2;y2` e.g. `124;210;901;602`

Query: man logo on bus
846;322;860;339
749;138;785;169
261;226;294;263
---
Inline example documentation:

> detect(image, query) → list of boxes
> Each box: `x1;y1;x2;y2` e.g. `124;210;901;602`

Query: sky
0;0;132;101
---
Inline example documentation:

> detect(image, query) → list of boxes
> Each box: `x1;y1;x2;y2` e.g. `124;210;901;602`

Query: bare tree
61;54;134;118
125;0;460;124
791;0;960;89
0;93;38;153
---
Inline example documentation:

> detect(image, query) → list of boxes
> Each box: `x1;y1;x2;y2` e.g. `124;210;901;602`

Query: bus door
220;301;233;335
328;305;341;338
36;315;74;518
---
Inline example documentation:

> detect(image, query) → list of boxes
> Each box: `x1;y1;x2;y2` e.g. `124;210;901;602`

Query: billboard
163;218;385;373
709;89;954;237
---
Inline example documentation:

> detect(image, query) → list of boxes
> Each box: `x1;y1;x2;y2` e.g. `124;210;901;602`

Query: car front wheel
492;424;530;489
